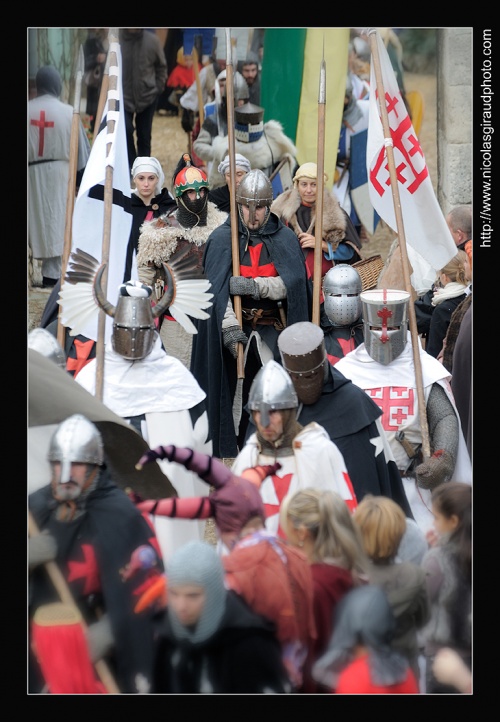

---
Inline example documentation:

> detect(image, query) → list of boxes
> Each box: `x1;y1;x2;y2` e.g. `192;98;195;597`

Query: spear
57;45;84;349
367;28;430;459
95;28;119;401
225;28;246;434
312;53;326;326
93;50;110;144
225;27;244;379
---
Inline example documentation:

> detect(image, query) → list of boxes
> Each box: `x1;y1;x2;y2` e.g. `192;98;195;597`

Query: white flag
366;30;456;289
70;39;133;343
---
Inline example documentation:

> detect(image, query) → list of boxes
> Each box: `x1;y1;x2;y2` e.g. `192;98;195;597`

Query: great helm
94;274;174;362
323;264;363;327
278;321;327;405
48;414;104;484
234;102;264;142
28;328;66;369
361;289;411;365
247;359;298;427
236;168;273;225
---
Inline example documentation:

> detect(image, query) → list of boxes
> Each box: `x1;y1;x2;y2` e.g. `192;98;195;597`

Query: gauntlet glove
229;276;260;299
29;530;57;571
415;449;455;490
222;325;248;358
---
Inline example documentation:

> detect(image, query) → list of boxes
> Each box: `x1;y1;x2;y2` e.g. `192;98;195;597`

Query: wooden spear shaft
192;46;204;127
57;45;84;348
29;511;120;693
93;51;110;143
225;27;245;380
312;58;326;326
95;29;119;401
368;29;430;458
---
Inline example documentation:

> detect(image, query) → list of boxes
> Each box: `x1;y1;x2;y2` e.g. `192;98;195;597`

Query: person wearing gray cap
152;540;292;693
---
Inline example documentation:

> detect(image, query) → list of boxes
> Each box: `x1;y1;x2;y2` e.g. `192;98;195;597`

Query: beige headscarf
292;162;328;186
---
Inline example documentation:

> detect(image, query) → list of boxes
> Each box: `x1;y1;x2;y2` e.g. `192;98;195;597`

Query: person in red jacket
313;584;420;694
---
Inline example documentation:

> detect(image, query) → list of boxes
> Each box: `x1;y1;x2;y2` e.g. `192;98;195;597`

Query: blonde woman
280;487;369;692
353;494;430;688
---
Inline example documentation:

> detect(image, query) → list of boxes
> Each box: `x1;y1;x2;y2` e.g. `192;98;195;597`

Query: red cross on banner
366;29;456;273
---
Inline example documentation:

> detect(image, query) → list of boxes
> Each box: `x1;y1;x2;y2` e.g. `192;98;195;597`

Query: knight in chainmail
190;168;312;458
136;153;227;367
28;414;164;693
336;289;472;535
231;359;358;536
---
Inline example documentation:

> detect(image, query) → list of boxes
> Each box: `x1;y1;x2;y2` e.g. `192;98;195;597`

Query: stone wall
436;28;472;214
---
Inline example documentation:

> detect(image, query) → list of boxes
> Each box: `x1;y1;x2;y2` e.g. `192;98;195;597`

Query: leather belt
242;307;284;330
398;468;415;478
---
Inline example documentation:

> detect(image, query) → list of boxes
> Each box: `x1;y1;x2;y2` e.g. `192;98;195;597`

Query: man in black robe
190;169;312;458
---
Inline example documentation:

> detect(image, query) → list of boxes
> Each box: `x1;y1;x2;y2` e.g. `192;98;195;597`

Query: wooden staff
225;27;245;381
29;511;120;693
57;45;84;349
192;45;204;127
312;57;326;326
93;50;110;143
368;29;430;458
95;28;119;401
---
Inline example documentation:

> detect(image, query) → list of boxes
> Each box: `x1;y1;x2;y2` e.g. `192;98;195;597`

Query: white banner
71;39;133;342
367;30;457;284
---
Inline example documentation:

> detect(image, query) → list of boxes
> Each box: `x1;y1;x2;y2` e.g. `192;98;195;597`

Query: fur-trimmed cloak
271;186;347;248
136;202;227;270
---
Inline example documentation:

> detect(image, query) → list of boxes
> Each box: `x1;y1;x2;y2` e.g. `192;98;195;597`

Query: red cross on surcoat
67;544;101;595
367;386;415;432
240;243;278;278
31;110;55;157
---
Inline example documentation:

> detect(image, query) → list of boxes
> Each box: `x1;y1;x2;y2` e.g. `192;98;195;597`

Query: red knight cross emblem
369;88;428;198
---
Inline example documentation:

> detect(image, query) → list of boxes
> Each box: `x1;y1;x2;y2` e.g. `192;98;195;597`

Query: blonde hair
352;495;406;563
439;250;468;285
280;488;369;580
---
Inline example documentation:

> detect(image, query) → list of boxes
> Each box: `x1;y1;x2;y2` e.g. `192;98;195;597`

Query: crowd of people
28;28;472;696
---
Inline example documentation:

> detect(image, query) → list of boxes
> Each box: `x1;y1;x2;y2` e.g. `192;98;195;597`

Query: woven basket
352;255;384;291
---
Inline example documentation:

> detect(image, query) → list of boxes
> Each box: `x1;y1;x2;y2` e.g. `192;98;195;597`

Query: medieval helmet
236;168;273;225
234;101;264;142
172;153;209;218
28;328;66;369
278;321;327;405
111;282;157;360
361;289;411;365
93;272;174;362
323;264;363;327
48;414;104;484
247;359;298;427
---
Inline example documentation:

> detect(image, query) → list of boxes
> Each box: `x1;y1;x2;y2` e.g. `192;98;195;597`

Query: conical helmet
48;414;103;483
247;359;298;426
28;328;66;369
236;168;273;224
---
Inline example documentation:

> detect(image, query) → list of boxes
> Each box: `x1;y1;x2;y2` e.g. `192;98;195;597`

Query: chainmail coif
166;540;227;644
